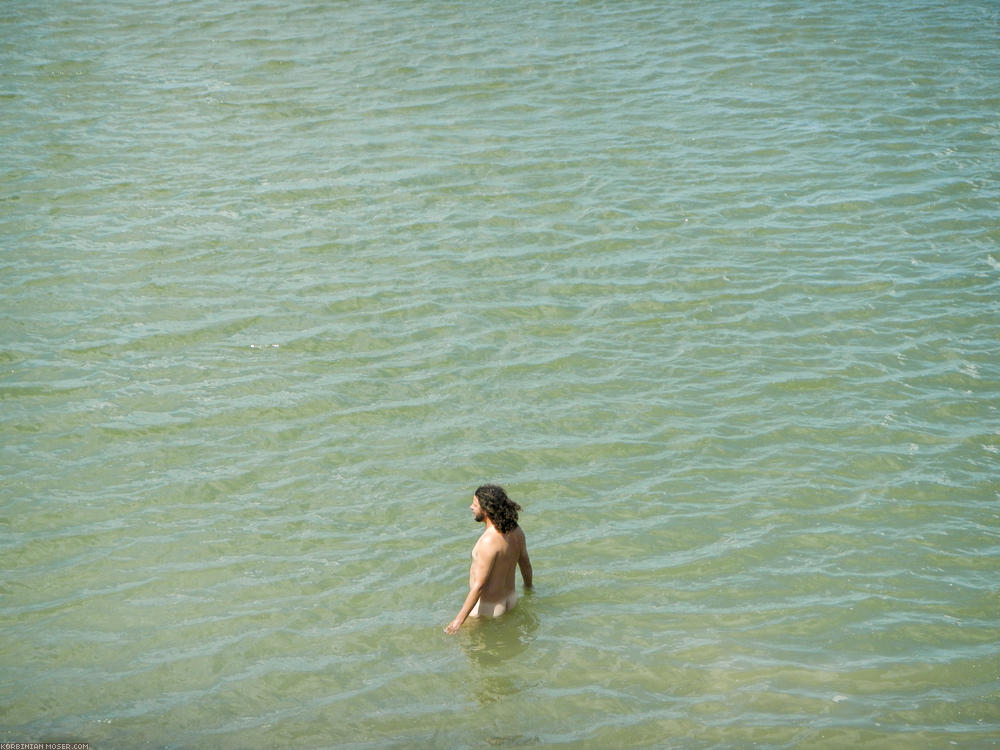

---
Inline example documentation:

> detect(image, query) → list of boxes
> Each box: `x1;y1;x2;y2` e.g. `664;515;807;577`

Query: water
2;0;999;747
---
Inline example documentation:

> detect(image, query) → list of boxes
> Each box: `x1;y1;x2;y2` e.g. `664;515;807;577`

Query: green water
2;0;999;747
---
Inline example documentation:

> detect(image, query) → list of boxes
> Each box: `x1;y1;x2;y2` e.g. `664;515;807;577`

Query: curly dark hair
475;484;522;534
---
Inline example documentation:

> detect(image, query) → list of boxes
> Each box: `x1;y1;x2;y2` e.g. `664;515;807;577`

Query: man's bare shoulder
480;527;507;548
471;531;502;572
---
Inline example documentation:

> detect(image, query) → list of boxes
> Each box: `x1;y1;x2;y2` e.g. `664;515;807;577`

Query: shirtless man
445;484;533;634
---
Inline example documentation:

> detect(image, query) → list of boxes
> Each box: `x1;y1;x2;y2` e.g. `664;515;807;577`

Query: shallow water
2;0;999;747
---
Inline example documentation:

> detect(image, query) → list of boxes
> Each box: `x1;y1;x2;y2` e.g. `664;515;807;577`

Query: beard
473;510;485;523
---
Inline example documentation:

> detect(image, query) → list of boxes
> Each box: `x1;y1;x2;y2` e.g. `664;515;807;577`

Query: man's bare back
469;525;527;616
445;486;532;634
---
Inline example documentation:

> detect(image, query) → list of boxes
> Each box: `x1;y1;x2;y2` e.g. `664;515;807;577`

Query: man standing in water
445;484;533;634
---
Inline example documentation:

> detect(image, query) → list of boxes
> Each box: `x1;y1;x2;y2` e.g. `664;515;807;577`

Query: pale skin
445;494;533;634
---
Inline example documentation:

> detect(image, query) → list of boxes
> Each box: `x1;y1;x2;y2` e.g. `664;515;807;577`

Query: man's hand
444;618;463;635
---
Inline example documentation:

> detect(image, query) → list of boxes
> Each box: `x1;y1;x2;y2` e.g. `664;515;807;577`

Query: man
445;484;533;634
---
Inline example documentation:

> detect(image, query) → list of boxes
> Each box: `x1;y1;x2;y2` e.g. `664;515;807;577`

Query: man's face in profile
471;494;486;523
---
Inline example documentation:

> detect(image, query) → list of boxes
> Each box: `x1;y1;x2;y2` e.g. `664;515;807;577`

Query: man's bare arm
518;541;533;588
445;542;497;634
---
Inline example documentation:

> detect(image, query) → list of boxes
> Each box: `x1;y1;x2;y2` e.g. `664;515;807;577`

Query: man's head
472;484;522;534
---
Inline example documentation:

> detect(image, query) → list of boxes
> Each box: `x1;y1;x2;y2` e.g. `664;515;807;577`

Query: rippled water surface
3;1;999;747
